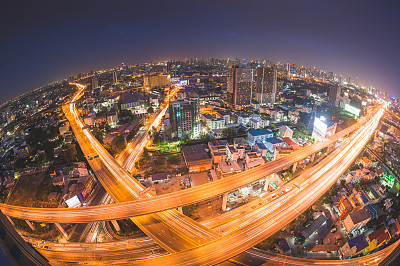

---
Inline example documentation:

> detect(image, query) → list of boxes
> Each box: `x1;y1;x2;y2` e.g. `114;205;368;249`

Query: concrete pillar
177;206;183;214
25;220;35;231
292;161;298;173
111;220;120;231
263;178;270;191
55;223;68;238
310;153;316;162
6;216;14;226
222;192;229;212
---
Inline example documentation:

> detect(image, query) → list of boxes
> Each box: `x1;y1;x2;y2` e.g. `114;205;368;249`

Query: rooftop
347;234;369;252
255;141;268;150
367;226;390;246
248;129;273;136
266;137;284;144
348;208;371;224
182;144;210;162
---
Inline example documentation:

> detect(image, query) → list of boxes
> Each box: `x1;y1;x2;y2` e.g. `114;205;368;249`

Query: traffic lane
127;109;383;265
0;108;383;223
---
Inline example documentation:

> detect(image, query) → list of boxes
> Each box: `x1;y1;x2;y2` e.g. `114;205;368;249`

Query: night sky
1;0;400;104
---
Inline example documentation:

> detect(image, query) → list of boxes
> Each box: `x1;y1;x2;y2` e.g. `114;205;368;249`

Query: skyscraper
113;69;118;84
169;96;200;139
255;66;277;104
92;75;98;90
329;85;341;107
227;65;254;109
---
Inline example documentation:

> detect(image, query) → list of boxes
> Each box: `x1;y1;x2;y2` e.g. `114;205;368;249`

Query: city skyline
1;0;400;104
1;2;400;265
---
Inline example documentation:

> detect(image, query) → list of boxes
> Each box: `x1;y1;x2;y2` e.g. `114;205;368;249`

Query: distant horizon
1;56;390;106
2;0;399;103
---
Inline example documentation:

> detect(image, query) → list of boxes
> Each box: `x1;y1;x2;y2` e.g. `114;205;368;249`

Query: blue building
247;129;273;147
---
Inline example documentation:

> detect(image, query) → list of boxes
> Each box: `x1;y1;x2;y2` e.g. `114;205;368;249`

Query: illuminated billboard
314;117;327;134
65;195;81;208
345;104;360;117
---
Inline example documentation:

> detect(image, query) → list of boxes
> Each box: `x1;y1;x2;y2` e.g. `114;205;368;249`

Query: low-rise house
226;144;244;161
359;157;372;168
255;141;268;157
389;219;400;236
215;110;230;124
276;239;291;255
59;121;70;135
14;144;31;158
279;125;293;138
346;169;374;184
342;208;371;233
249;117;269;129
366;226;391;252
209;141;228;164
94;115;107;126
149;173;169;183
265;137;285;154
48;192;59;202
245;152;265;169
182;144;212;172
338;197;354;221
339;234;369;259
52;175;65;186
247;129;273;147
107;106;119;127
218;160;241;176
84;113;94;126
301;215;327;239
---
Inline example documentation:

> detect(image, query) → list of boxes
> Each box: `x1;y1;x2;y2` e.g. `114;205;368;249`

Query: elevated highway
15;105;394;266
0;106;380;223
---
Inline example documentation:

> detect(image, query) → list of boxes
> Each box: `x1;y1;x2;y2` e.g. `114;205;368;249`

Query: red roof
367;226;390;246
282;137;300;149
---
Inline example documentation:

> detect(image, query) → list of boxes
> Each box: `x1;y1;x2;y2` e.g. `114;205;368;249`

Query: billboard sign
314;117;327;134
65;195;81;208
345;104;361;117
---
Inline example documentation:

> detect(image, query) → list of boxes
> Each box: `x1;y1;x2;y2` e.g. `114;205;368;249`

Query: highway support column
222;192;228;212
177;206;183;213
25;220;35;231
55;223;68;238
111;220;120;231
310;153;316;162
6;216;15;226
292;161;298;173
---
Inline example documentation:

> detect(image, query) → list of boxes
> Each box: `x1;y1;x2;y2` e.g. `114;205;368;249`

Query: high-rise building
255;66;277;104
227;66;254;109
169;97;200;139
329;85;341;107
113;69;118;84
92;75;98;90
143;74;171;89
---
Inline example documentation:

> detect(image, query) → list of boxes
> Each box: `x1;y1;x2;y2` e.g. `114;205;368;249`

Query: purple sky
1;0;399;103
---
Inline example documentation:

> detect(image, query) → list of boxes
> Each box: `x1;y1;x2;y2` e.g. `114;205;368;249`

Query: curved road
0;106;379;223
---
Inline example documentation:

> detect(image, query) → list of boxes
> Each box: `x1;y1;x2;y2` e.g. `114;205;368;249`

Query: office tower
143;74;171;89
255;66;277;104
113;69;118;84
92;75;98;90
169;97;200;139
227;65;254;109
329;85;341;107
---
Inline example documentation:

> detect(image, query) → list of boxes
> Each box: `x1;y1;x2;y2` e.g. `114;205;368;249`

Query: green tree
237;127;247;135
147;106;154;114
222;127;235;138
111;135;126;154
270;124;276;130
92;128;103;144
142;147;149;159
65;144;77;162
